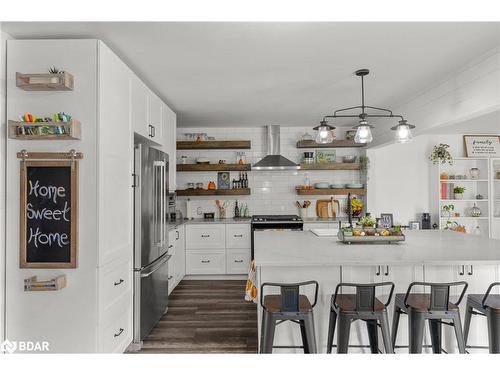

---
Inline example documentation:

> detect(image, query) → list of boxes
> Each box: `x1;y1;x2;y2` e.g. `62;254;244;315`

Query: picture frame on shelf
463;135;500;158
409;221;420;230
315;150;336;163
217;172;230;189
379;213;393;228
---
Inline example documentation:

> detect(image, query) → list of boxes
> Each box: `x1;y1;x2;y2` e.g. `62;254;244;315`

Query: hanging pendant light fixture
317;69;415;144
313;120;335;144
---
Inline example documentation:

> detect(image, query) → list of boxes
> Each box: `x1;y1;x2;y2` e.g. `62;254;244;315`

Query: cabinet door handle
384;266;389;276
376;266;381;276
114;279;124;286
114;328;124;337
234;260;244;263
201;234;210;238
148;124;152;137
201;260;210;263
459;265;465;276
168;245;173;249
467;265;473;276
168;276;173;280
151;126;156;137
176;230;179;240
233;234;243;238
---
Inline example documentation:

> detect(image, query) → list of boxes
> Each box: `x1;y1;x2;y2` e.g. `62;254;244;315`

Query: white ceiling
3;22;500;128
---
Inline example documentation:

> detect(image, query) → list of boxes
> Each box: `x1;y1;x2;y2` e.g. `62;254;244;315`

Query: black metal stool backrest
403;281;468;311
333;282;395;312
482;282;500;308
260;281;319;313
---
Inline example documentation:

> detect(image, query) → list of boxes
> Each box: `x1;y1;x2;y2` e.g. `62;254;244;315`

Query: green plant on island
358;215;376;227
429;143;453;165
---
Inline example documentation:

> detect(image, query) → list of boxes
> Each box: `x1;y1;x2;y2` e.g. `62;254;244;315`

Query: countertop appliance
250;215;303;259
133;141;170;346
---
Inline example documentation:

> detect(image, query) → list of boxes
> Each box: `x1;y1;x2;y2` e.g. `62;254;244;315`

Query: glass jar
470;167;480;180
469;204;482;217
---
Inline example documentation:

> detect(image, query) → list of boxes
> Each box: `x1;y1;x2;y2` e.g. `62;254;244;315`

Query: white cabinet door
162;103;177;192
167;228;177;295
226;224;251;248
186;250;226;274
130;75;150;139
226;248;251;274
148;92;162;141
185;224;226;249
174;225;186;284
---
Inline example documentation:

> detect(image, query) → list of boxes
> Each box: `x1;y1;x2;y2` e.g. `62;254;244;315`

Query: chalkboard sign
20;160;78;268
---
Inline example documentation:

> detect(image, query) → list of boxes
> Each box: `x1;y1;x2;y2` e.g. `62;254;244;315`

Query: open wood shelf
300;163;360;170
296;188;366;195
8;119;81;140
177;163;251;172
16;72;74;91
176;188;251;196
296;139;365;148
177;140;251;150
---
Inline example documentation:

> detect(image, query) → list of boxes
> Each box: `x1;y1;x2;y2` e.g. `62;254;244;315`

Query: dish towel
245;260;258;303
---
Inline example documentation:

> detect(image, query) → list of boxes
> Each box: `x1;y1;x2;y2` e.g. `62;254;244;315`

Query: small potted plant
429;143;453;165
358;215;377;235
441;204;454;219
453;186;466;199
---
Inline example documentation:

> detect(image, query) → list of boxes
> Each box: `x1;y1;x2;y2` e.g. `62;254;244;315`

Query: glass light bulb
354;125;373;144
394;124;413;143
315;125;334;144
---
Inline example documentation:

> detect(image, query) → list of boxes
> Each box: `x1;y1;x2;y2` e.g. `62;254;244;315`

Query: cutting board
316;200;331;219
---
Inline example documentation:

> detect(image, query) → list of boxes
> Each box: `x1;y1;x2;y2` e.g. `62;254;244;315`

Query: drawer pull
201;235;210;238
114;328;124;338
168;276;173;280
233;234;243;238
168;245;173;249
234;260;244;263
114;279;124;286
201;260;211;263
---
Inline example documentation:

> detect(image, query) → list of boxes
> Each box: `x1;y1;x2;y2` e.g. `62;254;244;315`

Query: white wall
176;126;366;219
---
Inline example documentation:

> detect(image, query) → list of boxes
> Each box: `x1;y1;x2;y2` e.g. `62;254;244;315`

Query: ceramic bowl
342;155;357;163
314;182;330;189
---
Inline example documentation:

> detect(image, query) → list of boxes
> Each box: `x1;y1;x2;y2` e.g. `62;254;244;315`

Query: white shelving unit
490;158;500;239
438;157;491;237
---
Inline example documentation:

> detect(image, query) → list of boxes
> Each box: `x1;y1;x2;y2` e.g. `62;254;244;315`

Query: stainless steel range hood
252;126;300;170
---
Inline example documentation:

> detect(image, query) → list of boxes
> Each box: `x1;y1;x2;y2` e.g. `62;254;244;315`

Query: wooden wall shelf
177;140;251;150
296;188;366;196
16;72;74;91
176;188;251;196
296;140;365;148
300;163;361;170
9;119;81;140
177;163;252;172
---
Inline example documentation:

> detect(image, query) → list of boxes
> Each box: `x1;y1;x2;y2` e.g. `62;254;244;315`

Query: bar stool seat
263;295;312;313
464;282;500;354
335;294;386;312
395;293;459;312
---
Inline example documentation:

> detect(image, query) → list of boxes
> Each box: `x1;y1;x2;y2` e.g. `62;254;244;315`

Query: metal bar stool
259;280;319;354
391;281;468;354
326;282;395;354
464;282;500;353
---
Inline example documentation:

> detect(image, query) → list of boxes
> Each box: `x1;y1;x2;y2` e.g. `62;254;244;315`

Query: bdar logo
0;339;17;354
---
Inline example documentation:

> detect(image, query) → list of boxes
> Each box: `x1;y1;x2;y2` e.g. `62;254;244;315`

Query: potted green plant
359;155;370;180
358;215;377;234
453;186;466;199
429;143;453;165
441;204;454;219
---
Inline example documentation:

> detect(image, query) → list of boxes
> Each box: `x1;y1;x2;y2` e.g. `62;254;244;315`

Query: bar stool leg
336;314;351;354
487;309;500;354
408;311;425;354
452;312;466;354
366;320;379;353
380;312;394;354
303;314;317;354
391;306;401;349
463;302;473;347
428;319;442;354
261;312;276;354
326;309;337;354
299;320;310;354
260;309;268;353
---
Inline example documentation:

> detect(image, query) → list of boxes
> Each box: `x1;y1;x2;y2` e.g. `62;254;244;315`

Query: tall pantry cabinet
5;40;176;353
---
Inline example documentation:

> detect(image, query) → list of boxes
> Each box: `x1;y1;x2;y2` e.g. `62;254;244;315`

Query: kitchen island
254;230;500;353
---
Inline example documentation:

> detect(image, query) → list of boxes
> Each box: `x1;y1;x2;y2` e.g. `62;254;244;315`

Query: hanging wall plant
429;143;453;165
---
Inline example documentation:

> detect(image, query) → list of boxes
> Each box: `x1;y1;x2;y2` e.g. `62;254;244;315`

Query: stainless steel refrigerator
133;141;170;344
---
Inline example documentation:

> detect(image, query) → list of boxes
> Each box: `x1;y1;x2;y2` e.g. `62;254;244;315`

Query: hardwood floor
135;280;258;353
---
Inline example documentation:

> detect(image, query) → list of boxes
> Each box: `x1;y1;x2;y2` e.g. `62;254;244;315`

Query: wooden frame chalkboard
20;159;78;268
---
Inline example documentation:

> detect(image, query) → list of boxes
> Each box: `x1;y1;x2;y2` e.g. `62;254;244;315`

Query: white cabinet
186;250;226;274
168;225;186;294
130;75;163;142
186;224;226;249
226;248;251;274
162;103;177;192
226;224;251;249
148;92;162;139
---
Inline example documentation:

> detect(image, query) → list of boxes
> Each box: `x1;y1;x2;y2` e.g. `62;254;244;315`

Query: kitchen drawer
99;304;132;353
186;250;225;274
98;255;132;315
226;224;251;249
226;248;251;274
186;224;225;249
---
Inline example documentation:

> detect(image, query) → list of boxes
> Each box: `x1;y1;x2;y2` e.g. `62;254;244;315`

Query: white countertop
254;230;500;266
